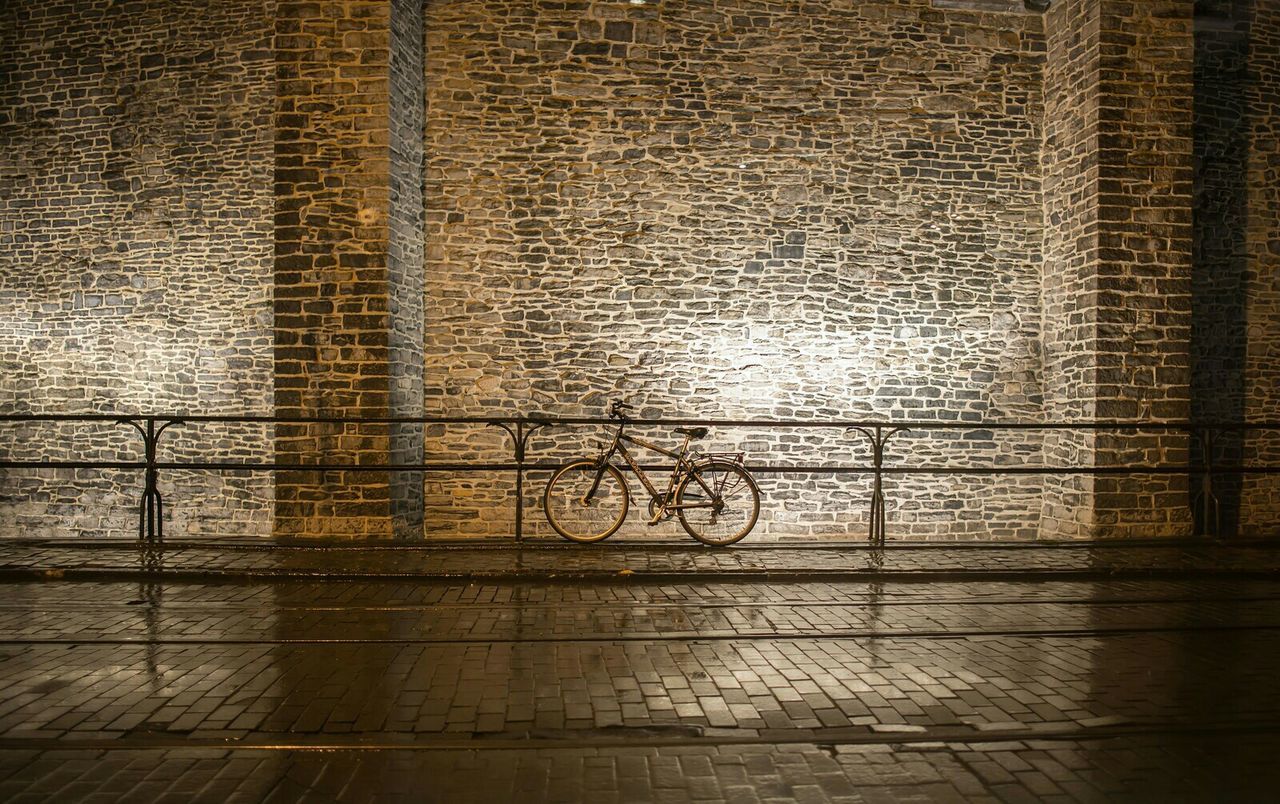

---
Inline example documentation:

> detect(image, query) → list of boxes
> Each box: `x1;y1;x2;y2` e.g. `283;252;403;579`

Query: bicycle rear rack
696;451;746;466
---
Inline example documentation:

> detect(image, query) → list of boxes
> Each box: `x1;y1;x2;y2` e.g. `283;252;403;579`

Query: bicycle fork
580;458;611;506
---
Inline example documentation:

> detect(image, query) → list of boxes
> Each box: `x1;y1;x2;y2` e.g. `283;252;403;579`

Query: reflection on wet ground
3;538;1280;578
0;542;1278;801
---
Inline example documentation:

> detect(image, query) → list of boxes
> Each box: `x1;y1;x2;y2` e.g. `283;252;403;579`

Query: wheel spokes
545;463;627;542
676;463;759;546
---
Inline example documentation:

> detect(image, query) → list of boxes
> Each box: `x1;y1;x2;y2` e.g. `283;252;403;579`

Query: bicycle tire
543;460;629;543
675;460;760;546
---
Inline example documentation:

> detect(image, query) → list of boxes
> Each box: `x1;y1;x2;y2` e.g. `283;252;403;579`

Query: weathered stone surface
422;0;1047;539
1040;0;1196;538
0;0;1275;541
389;0;427;538
0;0;275;538
273;0;424;539
1193;0;1280;537
1039;0;1099;537
1091;0;1195;539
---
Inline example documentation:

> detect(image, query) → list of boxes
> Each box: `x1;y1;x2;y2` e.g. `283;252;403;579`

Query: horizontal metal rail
3;461;1279;476
2;412;1280;430
1;414;1277;543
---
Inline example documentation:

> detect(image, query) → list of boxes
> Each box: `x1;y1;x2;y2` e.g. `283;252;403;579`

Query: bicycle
543;401;761;546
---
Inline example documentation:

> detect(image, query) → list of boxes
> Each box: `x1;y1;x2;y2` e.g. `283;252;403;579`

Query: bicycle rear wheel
675;461;760;546
544;460;629;543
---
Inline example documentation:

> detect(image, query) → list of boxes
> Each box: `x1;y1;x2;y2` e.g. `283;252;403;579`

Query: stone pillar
1236;1;1280;535
388;0;426;538
1040;0;1102;538
1041;0;1195;537
273;0;423;539
1194;0;1280;537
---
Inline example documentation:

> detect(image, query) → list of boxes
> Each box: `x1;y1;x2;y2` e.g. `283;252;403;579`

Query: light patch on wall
679;324;870;413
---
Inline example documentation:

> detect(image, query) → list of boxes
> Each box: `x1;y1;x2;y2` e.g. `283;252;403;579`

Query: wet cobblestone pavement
2;538;1280;580
0;542;1278;801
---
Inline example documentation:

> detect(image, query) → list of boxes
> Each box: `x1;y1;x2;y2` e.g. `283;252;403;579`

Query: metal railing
1;412;1278;544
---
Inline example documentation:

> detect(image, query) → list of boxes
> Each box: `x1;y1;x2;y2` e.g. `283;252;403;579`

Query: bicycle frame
542;408;761;545
590;424;718;515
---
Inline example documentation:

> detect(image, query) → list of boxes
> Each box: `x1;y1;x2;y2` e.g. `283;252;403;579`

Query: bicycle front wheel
544;460;629;543
675;461;761;546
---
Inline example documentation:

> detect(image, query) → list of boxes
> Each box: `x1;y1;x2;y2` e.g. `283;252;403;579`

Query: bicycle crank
647;497;675;525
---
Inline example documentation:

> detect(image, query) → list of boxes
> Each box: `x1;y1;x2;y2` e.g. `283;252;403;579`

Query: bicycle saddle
675;427;708;440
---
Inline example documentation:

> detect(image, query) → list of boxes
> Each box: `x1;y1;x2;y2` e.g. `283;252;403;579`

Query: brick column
388;0;426;538
1194;0;1280;536
273;0;423;539
1041;0;1195;537
1236;2;1280;535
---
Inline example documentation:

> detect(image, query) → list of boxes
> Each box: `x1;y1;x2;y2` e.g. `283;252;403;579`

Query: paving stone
0;543;1274;800
2;540;1280;582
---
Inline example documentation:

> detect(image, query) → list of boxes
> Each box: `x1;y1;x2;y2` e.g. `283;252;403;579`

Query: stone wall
1040;0;1101;537
0;0;427;541
0;0;276;538
423;0;1048;539
1039;0;1196;539
1;0;1276;541
1194;0;1280;537
1236;0;1280;536
1091;0;1195;538
390;0;427;537
273;0;425;539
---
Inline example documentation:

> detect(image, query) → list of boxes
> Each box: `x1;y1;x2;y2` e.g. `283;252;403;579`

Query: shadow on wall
1192;0;1255;537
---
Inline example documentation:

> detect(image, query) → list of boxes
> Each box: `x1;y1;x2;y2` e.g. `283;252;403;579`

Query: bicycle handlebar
609;400;633;420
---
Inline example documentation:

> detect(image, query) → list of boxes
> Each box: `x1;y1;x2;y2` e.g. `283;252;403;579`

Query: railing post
118;417;183;543
850;426;909;547
514;419;525;543
492;418;547;543
870;426;885;546
144;417;159;541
